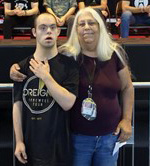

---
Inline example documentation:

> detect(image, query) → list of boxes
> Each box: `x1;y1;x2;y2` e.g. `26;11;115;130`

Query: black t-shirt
124;0;150;7
4;0;38;10
77;0;101;6
13;53;79;166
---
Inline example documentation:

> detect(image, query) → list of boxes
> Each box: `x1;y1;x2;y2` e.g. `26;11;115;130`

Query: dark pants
3;15;36;39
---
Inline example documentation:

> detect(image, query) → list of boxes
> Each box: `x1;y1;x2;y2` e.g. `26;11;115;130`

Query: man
43;0;77;36
12;13;79;166
3;0;39;39
77;0;108;17
121;0;150;38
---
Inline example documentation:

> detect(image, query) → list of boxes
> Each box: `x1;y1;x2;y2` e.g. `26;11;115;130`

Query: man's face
77;12;100;47
33;14;60;48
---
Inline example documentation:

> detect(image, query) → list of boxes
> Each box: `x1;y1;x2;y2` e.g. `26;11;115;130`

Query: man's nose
47;27;52;33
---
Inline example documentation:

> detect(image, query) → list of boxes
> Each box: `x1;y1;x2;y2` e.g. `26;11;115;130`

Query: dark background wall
1;41;150;83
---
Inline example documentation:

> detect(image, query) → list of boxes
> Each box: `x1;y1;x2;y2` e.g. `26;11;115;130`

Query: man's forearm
46;7;57;18
25;3;39;16
63;7;76;20
24;7;39;16
43;73;76;111
13;101;24;143
123;5;144;13
5;9;15;16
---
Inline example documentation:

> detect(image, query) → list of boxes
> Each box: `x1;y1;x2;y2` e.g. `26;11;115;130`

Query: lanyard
83;59;96;98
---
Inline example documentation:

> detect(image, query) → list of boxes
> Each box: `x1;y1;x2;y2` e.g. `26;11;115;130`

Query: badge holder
81;85;97;121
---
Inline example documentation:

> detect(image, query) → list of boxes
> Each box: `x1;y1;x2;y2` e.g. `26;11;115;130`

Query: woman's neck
81;49;98;58
81;42;98;57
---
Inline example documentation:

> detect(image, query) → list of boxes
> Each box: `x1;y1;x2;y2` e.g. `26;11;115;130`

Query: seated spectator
3;0;39;39
121;0;150;38
43;0;77;37
78;0;108;17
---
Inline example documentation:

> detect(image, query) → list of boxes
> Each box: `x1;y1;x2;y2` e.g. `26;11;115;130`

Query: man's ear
32;28;36;37
57;27;61;37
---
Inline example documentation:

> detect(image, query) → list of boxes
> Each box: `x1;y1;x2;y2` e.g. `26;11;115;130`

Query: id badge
81;98;97;121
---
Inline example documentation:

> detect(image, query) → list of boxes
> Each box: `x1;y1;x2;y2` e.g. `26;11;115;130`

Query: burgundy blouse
71;52;124;136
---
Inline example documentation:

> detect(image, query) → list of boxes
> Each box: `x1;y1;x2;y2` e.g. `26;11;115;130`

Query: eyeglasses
77;21;98;28
38;24;57;32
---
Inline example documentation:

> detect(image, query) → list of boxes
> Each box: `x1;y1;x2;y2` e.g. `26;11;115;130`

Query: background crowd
1;0;150;39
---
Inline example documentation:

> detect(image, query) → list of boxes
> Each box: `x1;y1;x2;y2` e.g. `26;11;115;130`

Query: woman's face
77;12;100;48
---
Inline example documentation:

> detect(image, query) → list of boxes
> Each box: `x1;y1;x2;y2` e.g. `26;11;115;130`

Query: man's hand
29;59;50;81
59;16;66;26
101;10;108;17
15;10;26;16
55;17;62;26
10;9;17;16
10;64;27;82
114;119;132;142
15;142;27;164
144;5;150;13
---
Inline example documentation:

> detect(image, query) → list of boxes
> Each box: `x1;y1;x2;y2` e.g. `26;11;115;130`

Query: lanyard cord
83;59;96;98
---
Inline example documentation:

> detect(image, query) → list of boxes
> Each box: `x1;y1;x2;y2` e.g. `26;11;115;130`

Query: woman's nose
84;22;90;29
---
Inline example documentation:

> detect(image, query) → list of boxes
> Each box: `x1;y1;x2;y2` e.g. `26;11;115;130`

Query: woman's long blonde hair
59;7;127;66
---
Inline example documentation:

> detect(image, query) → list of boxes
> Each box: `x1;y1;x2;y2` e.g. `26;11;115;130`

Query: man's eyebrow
39;23;57;26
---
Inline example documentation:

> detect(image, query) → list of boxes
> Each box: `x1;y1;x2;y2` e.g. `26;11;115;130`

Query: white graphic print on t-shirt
134;0;148;7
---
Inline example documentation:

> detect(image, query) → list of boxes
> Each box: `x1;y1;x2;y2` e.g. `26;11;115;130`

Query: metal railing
0;83;13;91
1;82;150;90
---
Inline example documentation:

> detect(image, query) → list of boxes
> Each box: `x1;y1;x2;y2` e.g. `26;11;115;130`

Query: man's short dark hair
34;12;58;28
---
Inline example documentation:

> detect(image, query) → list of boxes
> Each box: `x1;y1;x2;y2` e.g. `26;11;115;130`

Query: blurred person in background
121;0;150;38
43;0;77;37
3;0;38;39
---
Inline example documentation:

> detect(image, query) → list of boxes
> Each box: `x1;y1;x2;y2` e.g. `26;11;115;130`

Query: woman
59;7;134;166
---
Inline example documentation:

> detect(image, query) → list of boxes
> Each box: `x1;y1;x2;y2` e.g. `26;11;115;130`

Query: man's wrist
24;10;27;16
42;72;52;83
140;7;144;13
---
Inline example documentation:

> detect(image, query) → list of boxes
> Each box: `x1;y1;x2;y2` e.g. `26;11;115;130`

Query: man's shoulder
58;53;76;61
57;53;78;68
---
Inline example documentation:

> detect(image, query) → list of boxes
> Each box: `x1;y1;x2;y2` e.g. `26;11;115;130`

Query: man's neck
33;44;58;61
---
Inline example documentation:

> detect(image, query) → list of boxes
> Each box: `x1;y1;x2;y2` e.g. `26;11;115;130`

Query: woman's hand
10;64;27;82
114;119;132;142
